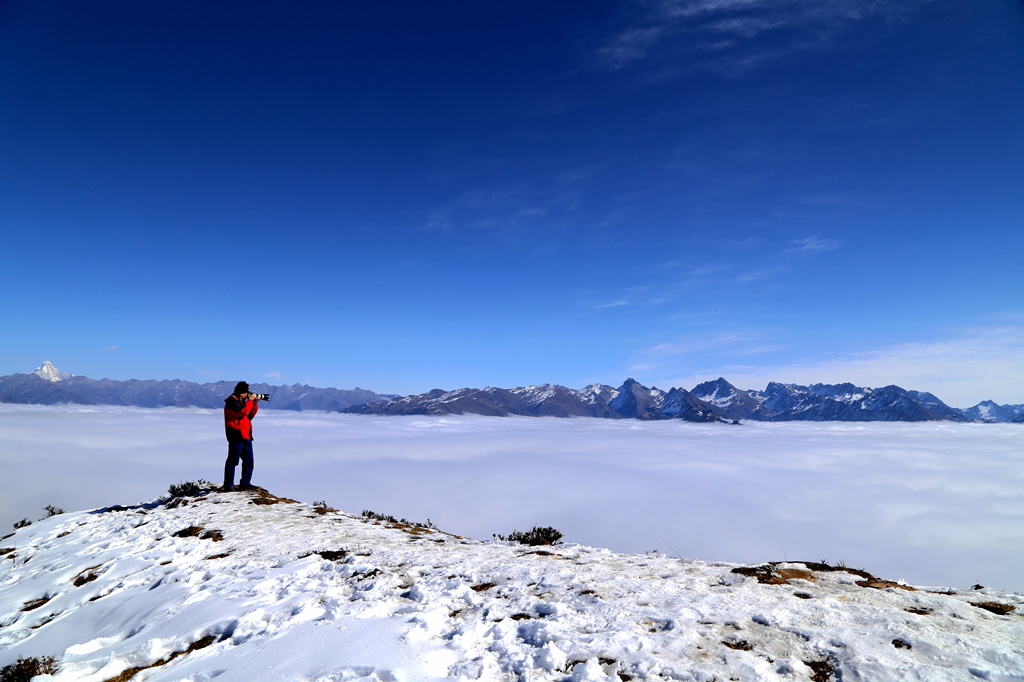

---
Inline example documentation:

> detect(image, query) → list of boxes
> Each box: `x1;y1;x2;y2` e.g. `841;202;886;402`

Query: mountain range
343;377;1003;423
0;362;383;412
3;362;1023;423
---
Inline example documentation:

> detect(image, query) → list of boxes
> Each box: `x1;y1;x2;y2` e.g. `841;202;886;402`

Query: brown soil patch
244;487;299;505
471;582;496;592
856;579;915;592
0;547;14;556
101;634;218;682
73;566;102;587
722;640;753;651
786;561;875;581
172;526;204;538
734;561;906;589
299;549;348;562
804;660;835;682
204;553;232;560
974;601;1016;615
30;614;59;629
905;607;932;615
171;527;222;541
892;638;912;649
21;596;51;612
351;568;382;581
731;565;813;585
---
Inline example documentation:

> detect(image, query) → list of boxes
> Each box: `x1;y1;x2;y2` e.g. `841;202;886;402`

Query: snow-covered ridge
2;487;1022;681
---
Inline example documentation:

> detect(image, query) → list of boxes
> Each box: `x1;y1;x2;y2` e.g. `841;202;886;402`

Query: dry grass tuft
0;655;59;681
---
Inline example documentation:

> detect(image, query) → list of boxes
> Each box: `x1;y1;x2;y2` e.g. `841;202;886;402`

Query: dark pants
224;439;254;487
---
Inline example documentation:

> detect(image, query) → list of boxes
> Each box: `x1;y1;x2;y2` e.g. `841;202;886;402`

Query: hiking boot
239;483;255;491
221;484;234;492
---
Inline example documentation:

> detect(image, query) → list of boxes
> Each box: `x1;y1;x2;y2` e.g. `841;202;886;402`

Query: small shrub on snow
0;655;59;681
42;504;64;518
494;525;564;546
12;518;31;530
311;500;337;515
168;479;214;497
361;509;436;529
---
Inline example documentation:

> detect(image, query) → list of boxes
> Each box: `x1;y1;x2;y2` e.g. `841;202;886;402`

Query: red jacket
224;395;258;442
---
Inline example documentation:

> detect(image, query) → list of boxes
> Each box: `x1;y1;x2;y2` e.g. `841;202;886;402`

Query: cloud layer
2;405;1021;591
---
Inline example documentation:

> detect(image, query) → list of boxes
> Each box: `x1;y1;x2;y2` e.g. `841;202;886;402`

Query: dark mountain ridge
0;368;381;412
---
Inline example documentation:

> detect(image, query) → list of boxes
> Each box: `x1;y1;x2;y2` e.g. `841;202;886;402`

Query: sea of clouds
2;404;1022;591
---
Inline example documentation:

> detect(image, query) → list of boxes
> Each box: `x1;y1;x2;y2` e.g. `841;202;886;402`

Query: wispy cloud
788;235;841;254
420;175;590;241
265;371;283;379
659;319;1024;407
598;0;933;75
595;299;632;309
629;332;764;373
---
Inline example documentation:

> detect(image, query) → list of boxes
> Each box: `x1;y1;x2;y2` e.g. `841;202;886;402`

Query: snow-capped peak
32;361;72;382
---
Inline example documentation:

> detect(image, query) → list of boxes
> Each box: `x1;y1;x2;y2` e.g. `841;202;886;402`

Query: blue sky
2;0;1022;406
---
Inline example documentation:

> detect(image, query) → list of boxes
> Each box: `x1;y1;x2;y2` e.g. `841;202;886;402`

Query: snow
31;361;71;382
2;488;1022;681
510;385;558;405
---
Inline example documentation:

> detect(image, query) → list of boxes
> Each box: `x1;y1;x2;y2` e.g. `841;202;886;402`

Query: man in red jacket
223;381;259;491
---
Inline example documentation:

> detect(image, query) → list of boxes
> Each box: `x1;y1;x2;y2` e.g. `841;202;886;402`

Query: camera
252;393;270;401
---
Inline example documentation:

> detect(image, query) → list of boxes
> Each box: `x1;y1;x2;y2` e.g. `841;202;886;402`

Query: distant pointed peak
33;361;72;382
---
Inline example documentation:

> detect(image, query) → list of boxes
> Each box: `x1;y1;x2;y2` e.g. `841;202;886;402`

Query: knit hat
234;381;250;394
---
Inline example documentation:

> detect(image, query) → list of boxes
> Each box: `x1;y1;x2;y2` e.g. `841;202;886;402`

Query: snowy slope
2;487;1022;681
